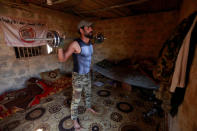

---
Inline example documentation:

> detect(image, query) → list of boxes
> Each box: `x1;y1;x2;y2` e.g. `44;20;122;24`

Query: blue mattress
93;64;159;90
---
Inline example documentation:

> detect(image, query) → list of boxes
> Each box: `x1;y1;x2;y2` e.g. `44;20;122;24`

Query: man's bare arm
58;41;78;62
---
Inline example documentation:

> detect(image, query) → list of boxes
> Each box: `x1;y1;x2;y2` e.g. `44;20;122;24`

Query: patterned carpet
0;72;165;131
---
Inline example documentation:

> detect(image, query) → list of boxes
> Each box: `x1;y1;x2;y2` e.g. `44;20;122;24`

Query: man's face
82;26;93;39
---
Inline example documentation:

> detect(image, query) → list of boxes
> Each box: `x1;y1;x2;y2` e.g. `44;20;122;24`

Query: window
14;44;57;59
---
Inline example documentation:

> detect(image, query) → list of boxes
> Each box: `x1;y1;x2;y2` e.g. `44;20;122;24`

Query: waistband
72;72;90;76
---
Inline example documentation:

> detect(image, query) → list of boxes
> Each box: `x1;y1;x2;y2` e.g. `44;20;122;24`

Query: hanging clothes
152;12;197;112
170;16;197;92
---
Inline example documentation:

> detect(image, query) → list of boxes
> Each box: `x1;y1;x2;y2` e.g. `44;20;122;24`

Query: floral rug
0;72;165;131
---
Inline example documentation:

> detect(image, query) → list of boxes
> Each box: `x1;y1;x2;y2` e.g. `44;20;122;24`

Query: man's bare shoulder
67;40;80;53
69;40;79;48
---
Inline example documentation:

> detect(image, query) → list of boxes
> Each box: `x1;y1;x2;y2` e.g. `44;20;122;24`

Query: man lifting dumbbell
24;20;104;130
58;20;97;131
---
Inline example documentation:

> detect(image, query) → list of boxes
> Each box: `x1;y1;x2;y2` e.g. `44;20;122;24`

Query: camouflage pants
71;72;91;120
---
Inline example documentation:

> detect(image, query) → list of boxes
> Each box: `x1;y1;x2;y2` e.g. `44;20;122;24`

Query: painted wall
0;4;80;94
92;11;179;62
169;0;197;131
0;3;179;95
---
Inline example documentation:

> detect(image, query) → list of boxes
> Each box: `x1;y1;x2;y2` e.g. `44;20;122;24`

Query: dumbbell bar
25;31;61;47
24;30;105;47
24;38;54;41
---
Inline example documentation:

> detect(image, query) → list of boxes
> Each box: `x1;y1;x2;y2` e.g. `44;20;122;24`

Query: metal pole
24;38;54;41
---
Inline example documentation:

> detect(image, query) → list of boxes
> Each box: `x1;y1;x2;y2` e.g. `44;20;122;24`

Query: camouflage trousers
71;72;92;120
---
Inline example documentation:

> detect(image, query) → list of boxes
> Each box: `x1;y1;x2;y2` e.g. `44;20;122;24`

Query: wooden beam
79;0;149;14
91;0;126;17
53;0;69;4
101;0;132;16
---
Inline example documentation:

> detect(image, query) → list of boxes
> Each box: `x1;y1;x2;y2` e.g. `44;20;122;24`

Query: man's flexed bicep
58;41;78;62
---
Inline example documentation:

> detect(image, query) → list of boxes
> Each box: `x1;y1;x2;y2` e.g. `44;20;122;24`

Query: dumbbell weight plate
46;31;55;47
54;31;60;47
46;31;60;47
95;33;104;44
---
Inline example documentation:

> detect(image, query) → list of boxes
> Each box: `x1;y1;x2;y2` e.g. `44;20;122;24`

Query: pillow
40;69;62;81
